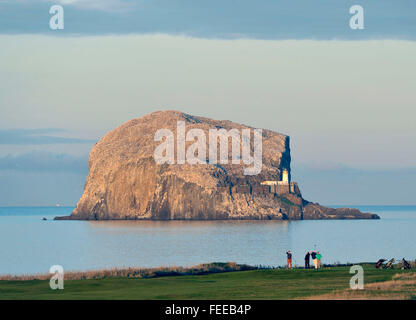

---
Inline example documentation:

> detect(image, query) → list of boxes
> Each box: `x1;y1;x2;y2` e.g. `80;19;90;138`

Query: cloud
0;151;88;173
0;0;136;12
53;0;136;12
0;0;415;39
36;0;135;12
0;129;96;145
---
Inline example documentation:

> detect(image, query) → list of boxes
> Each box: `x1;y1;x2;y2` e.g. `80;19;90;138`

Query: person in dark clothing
311;251;318;269
286;251;293;269
304;251;310;269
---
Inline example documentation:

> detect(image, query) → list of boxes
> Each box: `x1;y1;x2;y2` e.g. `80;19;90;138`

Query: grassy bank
0;264;413;300
303;272;416;300
0;262;256;281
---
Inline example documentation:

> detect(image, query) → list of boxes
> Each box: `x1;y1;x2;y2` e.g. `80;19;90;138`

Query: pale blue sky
0;1;415;205
0;0;415;39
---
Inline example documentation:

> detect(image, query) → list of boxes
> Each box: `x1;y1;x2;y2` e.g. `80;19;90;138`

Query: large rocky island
55;111;379;221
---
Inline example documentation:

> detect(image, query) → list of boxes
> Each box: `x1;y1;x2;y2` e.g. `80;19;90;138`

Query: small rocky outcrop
55;111;379;221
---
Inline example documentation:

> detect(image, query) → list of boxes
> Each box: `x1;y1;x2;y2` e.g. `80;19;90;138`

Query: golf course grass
0;264;412;300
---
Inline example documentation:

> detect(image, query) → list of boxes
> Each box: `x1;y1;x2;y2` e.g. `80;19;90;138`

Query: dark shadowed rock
55;111;379;221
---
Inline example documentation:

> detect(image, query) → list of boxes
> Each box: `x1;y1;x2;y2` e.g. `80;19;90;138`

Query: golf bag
402;258;411;270
375;259;386;269
384;258;394;269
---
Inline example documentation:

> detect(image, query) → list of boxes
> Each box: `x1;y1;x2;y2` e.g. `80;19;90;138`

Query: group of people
285;250;322;269
305;250;322;269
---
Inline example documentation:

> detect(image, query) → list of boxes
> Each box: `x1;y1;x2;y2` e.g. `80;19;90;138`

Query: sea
0;206;414;275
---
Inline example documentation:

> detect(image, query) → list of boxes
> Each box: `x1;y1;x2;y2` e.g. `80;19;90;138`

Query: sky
0;1;415;206
0;0;415;39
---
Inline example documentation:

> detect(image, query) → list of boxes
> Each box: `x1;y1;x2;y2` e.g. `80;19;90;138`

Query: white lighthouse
282;169;289;183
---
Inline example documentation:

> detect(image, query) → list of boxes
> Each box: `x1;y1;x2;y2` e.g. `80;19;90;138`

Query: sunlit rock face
55;111;379;221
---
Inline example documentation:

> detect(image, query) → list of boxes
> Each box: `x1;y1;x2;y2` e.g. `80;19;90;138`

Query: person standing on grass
286;251;293;269
304;251;310;269
316;251;322;269
311;250;318;269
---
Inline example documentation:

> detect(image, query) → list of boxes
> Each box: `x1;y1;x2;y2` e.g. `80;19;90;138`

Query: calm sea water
0;206;414;275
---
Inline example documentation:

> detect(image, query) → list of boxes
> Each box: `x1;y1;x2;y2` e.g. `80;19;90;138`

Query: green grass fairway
0;265;407;300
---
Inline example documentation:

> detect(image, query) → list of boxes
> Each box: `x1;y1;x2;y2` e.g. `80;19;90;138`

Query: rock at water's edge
55;111;379;221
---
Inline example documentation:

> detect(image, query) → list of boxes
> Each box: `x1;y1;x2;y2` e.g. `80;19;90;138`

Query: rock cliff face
55;111;379;221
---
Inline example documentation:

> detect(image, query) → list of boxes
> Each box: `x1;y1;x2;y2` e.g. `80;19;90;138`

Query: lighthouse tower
282;169;289;183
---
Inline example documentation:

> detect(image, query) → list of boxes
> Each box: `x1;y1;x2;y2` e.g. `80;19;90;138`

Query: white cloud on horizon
0;151;88;172
51;0;136;11
0;0;136;12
